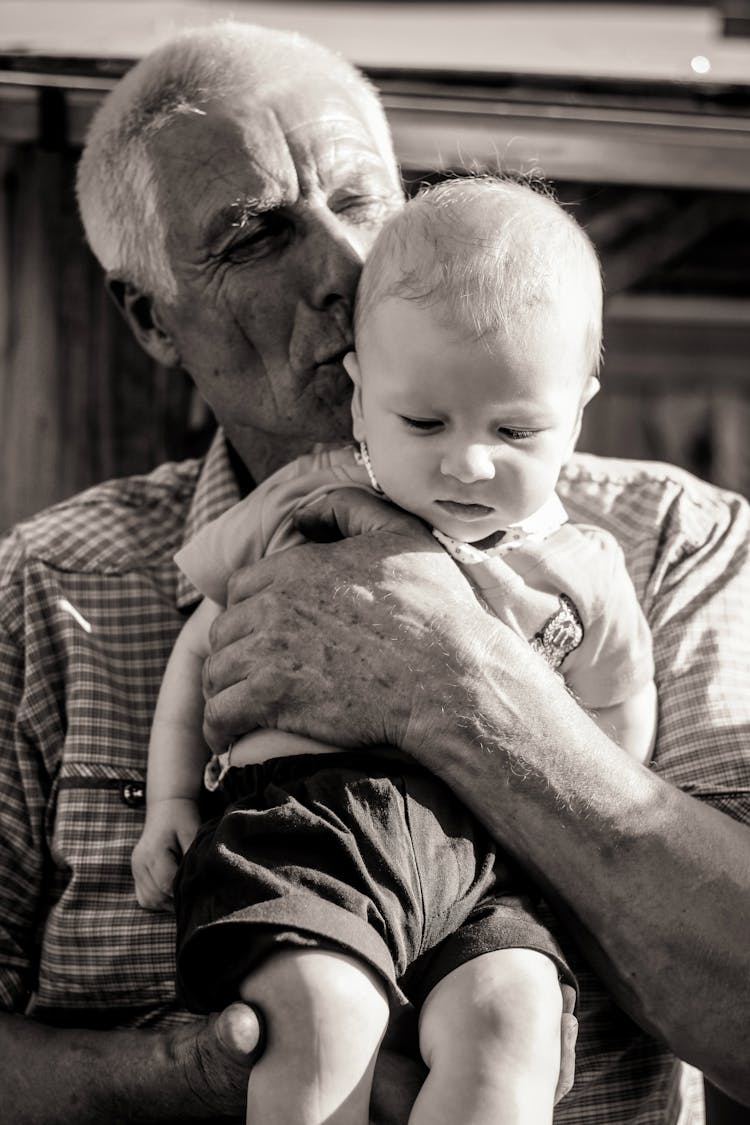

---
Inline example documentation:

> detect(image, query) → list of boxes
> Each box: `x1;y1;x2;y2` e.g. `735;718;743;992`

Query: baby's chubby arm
132;593;349;910
131;597;220;911
590;680;658;765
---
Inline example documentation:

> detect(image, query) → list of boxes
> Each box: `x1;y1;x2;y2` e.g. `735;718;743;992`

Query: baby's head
344;176;602;543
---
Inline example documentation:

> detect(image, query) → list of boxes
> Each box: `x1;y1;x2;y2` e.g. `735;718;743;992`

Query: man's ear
343;351;366;442
106;275;181;368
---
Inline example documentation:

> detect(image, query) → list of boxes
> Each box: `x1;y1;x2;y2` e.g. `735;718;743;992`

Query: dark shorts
175;750;573;1013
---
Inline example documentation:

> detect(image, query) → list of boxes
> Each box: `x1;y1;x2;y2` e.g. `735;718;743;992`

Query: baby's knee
419;949;564;1068
239;946;389;1047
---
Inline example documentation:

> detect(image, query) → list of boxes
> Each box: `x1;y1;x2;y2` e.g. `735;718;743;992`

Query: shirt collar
507;492;568;540
176;429;243;609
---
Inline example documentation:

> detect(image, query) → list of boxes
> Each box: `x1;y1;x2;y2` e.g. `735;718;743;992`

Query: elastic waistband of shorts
219;745;422;800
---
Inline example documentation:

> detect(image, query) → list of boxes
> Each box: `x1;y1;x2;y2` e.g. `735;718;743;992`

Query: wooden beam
597;194;748;294
2;70;750;191
602;296;750;390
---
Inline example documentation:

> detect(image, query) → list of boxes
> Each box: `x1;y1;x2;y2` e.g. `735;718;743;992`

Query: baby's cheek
504;457;554;517
370;452;418;505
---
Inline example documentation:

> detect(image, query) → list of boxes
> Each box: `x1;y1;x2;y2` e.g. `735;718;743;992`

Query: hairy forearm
0;1012;421;1125
0;1010;247;1123
424;639;750;1101
202;507;750;1102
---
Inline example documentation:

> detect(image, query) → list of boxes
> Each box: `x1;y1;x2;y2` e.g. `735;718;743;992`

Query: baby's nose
440;444;496;483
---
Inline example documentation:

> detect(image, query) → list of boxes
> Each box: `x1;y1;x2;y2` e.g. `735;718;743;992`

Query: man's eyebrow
203;195;281;249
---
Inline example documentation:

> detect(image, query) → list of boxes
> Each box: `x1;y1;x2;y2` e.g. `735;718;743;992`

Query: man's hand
0;1002;263;1123
555;983;578;1104
202;489;528;756
293;489;420;542
170;1002;264;1118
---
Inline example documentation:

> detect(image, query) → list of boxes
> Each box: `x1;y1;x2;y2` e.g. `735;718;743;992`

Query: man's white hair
76;20;397;303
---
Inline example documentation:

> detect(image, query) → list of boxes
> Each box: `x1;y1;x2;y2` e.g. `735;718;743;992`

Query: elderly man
0;19;748;1124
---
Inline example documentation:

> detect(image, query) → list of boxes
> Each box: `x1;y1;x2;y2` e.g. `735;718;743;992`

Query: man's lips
313;345;353;370
434;500;495;519
309;353;352;408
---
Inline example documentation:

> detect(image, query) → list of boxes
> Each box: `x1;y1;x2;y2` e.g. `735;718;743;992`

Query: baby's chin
425;503;505;544
431;519;508;547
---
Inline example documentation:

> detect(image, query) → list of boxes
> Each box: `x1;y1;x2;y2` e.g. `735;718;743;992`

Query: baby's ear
565;374;600;460
344;352;366;442
581;374;600;408
342;350;361;385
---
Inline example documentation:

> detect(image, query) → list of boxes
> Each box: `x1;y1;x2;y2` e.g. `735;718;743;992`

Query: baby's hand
131;798;202;912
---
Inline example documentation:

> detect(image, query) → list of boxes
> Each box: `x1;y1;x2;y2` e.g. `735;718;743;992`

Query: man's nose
440;444;496;483
305;211;371;312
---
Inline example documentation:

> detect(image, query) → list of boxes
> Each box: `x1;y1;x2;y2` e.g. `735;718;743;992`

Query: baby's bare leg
239;947;389;1125
410;949;563;1125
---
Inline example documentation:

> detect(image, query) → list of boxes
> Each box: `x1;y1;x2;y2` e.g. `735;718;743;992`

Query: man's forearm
0;1008;254;1123
202;501;750;1102
428;648;750;1102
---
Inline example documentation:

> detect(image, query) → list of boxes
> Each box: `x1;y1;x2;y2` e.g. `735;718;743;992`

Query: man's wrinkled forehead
148;78;394;245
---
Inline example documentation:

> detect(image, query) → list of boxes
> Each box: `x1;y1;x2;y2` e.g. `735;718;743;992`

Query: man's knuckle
203;694;221;731
202;654;216;696
206;610;223;652
225;569;242;603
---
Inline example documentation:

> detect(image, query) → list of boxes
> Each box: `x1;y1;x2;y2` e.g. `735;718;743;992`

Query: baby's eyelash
400;416;440;431
501;428;536;440
399;418;536;439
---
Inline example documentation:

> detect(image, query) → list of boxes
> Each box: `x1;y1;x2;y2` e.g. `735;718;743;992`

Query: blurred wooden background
0;9;749;1117
1;2;749;529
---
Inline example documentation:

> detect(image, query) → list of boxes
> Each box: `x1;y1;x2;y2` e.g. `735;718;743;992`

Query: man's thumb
293;488;418;542
214;1001;265;1062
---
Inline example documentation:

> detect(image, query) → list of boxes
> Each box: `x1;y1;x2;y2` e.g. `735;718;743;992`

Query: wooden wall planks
0;143;208;530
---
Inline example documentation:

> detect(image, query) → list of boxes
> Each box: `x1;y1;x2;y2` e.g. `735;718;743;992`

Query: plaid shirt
2;432;749;1123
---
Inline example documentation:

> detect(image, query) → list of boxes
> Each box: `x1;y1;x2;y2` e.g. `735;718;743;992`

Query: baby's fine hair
355;176;603;377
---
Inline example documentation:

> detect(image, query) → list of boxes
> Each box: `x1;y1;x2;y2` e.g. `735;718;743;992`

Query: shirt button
120;780;146;808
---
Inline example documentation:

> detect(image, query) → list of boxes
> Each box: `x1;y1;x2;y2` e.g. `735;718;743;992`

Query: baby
133;176;657;1125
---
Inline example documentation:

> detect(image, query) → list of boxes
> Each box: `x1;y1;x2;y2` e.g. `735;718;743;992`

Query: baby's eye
499;427;536;441
400;416;442;431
